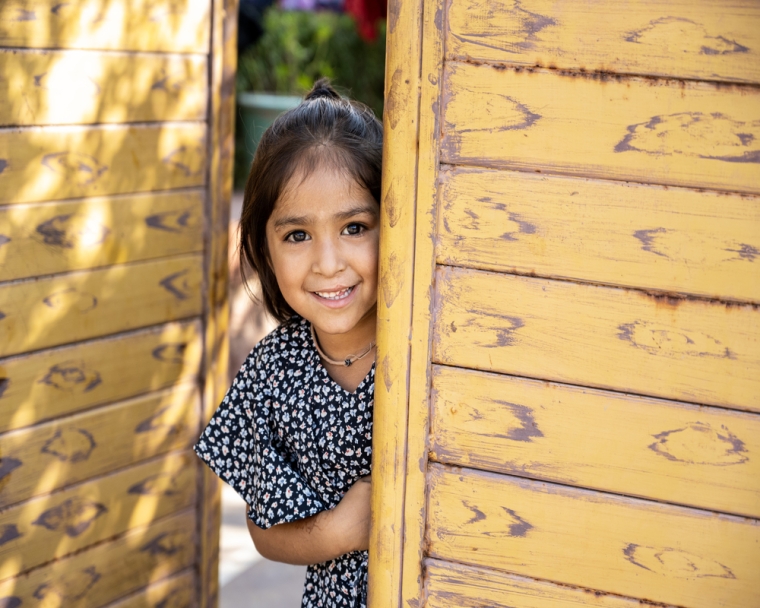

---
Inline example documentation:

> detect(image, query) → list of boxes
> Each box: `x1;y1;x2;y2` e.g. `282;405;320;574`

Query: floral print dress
194;316;374;607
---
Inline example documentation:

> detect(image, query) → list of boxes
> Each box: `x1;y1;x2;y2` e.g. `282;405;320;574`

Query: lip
310;285;358;309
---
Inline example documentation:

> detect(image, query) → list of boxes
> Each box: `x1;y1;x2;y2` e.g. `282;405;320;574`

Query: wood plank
424;558;654;608
433;266;760;412
447;0;760;84
0;122;207;205
0;383;200;509
437;168;760;303
0;320;202;433
368;0;425;603
426;464;760;608
102;570;195;608
0;0;210;53
399;0;444;605
0;190;204;282
0;254;202;358
0;49;207;127
0;450;196;581
441;63;760;195
430;366;760;518
0;511;195;607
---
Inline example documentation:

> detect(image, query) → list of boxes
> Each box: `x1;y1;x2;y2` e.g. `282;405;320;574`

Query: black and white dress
194;316;374;608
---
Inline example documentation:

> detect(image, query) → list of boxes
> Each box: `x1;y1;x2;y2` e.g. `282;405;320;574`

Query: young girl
194;79;383;608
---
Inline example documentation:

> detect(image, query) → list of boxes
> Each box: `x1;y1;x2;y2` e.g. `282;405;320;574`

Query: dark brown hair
239;78;383;322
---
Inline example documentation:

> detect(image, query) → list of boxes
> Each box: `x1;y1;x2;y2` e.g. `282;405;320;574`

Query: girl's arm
246;476;371;565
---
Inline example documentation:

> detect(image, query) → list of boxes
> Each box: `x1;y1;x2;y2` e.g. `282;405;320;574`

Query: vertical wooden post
198;0;238;605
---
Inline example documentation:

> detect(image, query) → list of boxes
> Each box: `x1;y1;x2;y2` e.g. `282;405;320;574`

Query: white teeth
315;287;353;300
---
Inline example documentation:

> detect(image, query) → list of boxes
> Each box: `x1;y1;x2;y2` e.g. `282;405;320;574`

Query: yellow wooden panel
0;49;207;127
430;366;760;518
447;0;760;84
0;510;195;606
0;254;202;358
424;558;647;608
0;190;204;282
441;63;760;194
0;0;210;52
433;267;760;411
0;450;196;580
437;168;760;303
0;122;206;205
0;320;202;433
0;383;200;509
427;464;760;608
103;570;195;608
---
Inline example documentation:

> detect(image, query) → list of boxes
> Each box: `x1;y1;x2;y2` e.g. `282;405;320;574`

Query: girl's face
266;167;379;339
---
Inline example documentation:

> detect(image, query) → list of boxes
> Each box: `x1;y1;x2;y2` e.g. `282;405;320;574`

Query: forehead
272;167;375;218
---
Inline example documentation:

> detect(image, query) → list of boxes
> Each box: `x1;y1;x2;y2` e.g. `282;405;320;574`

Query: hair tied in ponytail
304;77;341;101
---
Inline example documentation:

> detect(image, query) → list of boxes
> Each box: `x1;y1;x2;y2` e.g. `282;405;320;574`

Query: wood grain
0;0;210;52
103;569;195;608
447;0;760;84
0;254;202;358
0;122;207;205
430;365;760;518
427;464;760;608
368;0;425;604
441;62;760;194
0;383;200;509
436;167;760;303
0;320;202;432
424;558;650;608
0;190;204;282
0;49;207;126
0;510;195;607
0;450;196;581
433;266;760;412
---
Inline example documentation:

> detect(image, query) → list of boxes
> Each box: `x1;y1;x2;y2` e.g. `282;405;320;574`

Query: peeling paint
135;405;179;435
145;209;193;233
492;400;544;441
39;360;102;392
36;214;110;248
41;152;108;186
618;320;736;360
140;531;184;556
151;343;188;363
33;497;108;537
159;269;192;300
42;288;98;313
623;543;735;579
649;422;748;465
0;524;22;547
33;566;101;601
0;235;11;247
128;472;180;496
41;428;97;463
625;17;749;56
0;378;8;399
0;457;21;482
462;500;486;524
501;506;533;537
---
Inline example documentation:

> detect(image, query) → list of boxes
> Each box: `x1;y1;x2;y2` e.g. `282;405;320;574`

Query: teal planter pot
235;92;302;187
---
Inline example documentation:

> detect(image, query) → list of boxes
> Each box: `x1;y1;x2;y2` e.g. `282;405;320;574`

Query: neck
312;309;376;362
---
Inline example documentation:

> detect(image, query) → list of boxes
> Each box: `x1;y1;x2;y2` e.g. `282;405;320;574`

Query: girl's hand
246;476;373;565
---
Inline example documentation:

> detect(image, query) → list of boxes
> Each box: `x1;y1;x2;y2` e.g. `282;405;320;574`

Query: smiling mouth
313;286;355;300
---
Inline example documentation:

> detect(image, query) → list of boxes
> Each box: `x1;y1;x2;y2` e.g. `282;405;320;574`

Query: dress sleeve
193;348;327;529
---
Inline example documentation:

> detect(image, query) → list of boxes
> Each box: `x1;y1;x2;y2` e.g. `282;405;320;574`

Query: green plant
236;9;386;117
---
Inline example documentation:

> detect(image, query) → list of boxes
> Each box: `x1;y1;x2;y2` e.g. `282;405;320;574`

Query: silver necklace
311;325;376;367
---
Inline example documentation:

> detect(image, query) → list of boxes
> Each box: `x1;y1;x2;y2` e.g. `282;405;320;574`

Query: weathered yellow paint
433;266;759;411
437;168;760;303
430;365;760;518
427;464;760;608
0;510;195;606
425;558;646;608
0;122;207;205
106;570;195;608
0;0;210;52
0;450;196;581
447;0;760;84
0;320;202;433
368;0;424;604
0;49;207;126
442;63;760;194
0;254;202;358
0;383;200;509
0;190;204;282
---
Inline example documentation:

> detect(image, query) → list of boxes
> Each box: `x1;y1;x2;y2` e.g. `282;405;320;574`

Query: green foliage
236;9;386;117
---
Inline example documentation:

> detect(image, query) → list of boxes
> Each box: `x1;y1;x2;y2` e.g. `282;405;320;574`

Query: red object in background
344;0;386;41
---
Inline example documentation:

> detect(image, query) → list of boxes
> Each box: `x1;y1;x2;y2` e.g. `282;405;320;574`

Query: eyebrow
272;203;378;230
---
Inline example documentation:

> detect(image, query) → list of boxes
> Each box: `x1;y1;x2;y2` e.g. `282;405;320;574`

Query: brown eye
286;230;309;242
342;223;365;236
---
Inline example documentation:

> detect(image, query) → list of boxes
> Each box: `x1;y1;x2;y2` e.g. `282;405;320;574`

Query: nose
311;235;347;277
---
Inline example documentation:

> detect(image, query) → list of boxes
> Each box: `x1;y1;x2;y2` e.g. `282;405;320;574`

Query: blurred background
220;2;385;605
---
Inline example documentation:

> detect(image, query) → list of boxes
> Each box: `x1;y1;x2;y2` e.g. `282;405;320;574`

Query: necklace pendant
344;358;352;367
